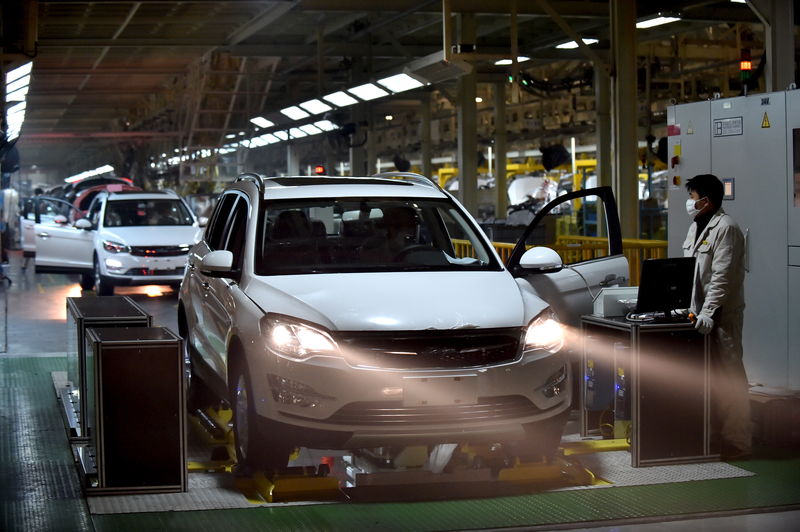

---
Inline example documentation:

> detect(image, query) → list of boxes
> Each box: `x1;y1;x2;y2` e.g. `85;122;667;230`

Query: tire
513;409;570;463
230;361;292;472
79;272;94;290
94;258;114;296
180;314;215;412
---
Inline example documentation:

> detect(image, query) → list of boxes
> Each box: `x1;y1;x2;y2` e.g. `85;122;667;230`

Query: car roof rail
235;172;265;191
371;171;441;190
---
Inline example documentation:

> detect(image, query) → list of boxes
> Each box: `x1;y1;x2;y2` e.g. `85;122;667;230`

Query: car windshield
104;199;194;227
255;197;502;275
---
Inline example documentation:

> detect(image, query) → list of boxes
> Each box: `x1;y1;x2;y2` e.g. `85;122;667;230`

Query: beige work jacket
682;208;746;360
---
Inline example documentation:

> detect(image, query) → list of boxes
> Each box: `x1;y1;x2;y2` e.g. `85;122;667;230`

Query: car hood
100;226;202;246
245;271;532;331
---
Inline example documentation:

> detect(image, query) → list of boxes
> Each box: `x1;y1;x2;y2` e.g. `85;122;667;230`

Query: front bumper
249;349;571;448
101;252;188;284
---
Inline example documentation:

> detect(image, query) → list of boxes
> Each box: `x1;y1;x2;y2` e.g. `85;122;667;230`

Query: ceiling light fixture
347;83;389;101
280;106;310;120
494;56;530;66
298;98;333;115
555;38;599;49
299;124;323;135
65;164;115;183
288;127;308;138
376;73;424;93
5;101;26;141
322;91;358;107
313;120;338;131
249;116;274;128
5;62;32;85
636;15;681;29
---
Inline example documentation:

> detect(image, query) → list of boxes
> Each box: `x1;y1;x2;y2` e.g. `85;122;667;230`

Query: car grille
334;328;523;369
129;245;189;257
123;267;184;276
324;395;540;426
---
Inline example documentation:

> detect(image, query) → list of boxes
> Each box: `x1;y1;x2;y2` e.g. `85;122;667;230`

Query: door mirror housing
198;216;209;227
199;250;235;278
74;218;92;230
518;246;563;273
53;215;68;225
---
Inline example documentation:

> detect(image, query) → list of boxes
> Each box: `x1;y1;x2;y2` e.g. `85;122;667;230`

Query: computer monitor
634;257;696;317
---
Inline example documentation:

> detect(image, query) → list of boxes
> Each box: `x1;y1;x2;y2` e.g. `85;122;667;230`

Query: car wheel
513;409;570;463
231;362;292;472
94;258;114;296
181;325;215;412
79;272;94;290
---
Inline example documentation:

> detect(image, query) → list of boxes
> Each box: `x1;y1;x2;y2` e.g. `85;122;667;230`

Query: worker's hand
694;314;714;334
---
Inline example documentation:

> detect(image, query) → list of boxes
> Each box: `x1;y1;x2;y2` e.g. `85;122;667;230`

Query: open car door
33;197;94;272
506;186;629;328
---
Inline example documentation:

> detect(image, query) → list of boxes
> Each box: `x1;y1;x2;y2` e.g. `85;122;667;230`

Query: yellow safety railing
452;237;668;286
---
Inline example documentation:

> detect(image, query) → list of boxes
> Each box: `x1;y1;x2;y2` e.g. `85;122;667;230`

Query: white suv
178;173;628;470
34;190;203;294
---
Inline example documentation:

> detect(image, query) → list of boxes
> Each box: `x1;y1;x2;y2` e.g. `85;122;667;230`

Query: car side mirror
53;215;68;225
74;218;92;230
518;246;563;273
198;216;209;227
199;250;235;278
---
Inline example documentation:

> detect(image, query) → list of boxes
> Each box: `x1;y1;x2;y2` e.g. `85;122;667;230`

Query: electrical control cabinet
79;326;186;494
581;316;714;467
668;90;799;389
65;296;151;441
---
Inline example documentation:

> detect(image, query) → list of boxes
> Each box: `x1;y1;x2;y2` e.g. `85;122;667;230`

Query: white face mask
685;198;705;218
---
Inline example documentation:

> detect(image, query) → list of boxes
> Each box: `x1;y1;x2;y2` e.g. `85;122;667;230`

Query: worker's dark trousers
710;311;751;454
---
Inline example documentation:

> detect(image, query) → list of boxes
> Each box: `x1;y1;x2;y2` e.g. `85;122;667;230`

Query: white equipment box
592;287;639;318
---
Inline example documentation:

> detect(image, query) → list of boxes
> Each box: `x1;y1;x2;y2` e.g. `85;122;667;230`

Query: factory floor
1;250;798;532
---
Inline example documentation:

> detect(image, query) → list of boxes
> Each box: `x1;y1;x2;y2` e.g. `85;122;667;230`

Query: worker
682;173;750;460
360;206;420;262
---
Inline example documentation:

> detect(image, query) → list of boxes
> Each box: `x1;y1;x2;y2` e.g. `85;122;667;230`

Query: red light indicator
314;165;326;175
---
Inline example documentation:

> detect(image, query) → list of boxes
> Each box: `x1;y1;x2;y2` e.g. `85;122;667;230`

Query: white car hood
246;271;530;331
100;226;202;247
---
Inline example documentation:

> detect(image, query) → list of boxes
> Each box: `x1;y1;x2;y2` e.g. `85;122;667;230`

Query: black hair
686;174;724;208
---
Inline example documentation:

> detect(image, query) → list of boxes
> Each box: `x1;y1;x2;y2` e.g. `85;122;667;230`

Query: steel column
750;0;795;91
610;0;639;239
457;12;478;215
287;142;300;176
366;106;377;175
420;94;433;179
494;82;508;219
594;62;612;189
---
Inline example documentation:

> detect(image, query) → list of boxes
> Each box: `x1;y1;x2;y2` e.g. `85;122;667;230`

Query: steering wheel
392;244;433;262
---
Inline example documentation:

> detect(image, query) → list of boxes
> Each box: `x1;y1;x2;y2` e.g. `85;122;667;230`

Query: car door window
86;197;104;228
38;197;77;224
507;186;623;272
222;196;248;270
506;186;627;328
205;193;238;250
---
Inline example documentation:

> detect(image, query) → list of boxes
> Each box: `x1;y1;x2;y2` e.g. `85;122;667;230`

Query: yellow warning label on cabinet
761;112;771;128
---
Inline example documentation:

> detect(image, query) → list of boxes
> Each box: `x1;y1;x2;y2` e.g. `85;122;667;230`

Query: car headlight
102;240;130;253
262;315;339;361
524;309;565;353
